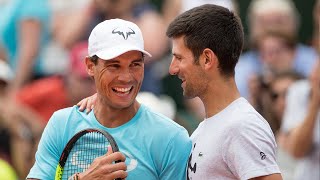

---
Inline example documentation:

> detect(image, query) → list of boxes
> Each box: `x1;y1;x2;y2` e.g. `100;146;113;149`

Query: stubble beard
183;82;198;99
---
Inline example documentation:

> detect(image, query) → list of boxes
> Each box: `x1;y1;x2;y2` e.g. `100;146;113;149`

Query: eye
107;64;120;69
130;61;143;68
133;62;142;67
174;56;182;61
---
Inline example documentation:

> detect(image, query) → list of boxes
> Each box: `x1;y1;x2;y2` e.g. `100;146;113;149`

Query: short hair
166;4;244;77
89;55;99;65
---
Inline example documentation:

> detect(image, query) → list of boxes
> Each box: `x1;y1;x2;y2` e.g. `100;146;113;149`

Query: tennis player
27;19;191;180
166;4;282;180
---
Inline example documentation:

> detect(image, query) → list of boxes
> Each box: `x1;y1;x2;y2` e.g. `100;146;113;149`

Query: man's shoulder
50;106;85;124
53;105;76;115
225;98;270;130
139;105;190;143
141;105;185;131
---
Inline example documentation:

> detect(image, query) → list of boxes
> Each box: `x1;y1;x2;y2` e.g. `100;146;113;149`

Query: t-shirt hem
241;165;281;180
26;174;47;180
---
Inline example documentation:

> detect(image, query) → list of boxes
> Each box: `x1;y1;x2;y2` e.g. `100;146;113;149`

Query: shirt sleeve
223;116;281;180
27;112;64;179
159;129;192;180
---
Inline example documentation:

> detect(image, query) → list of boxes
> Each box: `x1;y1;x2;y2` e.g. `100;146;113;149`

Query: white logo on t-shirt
121;150;138;171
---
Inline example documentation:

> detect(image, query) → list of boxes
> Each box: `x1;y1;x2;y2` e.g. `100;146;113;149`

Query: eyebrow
132;58;144;63
172;53;182;58
102;58;144;64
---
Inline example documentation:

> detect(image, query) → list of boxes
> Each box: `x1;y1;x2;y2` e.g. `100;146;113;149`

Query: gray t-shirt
281;80;320;180
187;97;280;180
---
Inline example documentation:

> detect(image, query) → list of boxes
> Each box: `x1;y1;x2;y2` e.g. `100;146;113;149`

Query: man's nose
169;59;179;75
118;69;133;82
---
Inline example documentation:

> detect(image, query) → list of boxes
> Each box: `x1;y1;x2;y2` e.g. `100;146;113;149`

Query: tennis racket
55;128;121;180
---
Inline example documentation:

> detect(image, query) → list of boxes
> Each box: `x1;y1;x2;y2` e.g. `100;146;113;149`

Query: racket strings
62;132;111;179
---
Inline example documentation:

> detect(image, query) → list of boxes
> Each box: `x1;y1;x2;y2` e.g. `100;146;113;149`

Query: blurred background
0;0;319;179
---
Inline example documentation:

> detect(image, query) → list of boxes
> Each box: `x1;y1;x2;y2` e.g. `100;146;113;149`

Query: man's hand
77;93;97;114
78;146;127;179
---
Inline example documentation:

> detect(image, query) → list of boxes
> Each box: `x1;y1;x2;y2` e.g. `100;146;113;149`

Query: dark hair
89;55;99;65
166;4;244;77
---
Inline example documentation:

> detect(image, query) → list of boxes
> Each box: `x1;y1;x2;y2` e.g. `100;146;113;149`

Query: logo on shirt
260;152;267;160
121;150;138;171
187;143;197;180
112;27;135;40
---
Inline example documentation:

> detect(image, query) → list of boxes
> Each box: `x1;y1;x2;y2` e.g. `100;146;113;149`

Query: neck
93;99;140;128
200;77;240;118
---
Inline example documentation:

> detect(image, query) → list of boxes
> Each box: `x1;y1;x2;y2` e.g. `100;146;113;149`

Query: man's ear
85;57;95;77
202;48;218;70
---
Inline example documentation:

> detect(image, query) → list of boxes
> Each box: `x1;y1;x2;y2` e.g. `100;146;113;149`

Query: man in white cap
27;19;191;180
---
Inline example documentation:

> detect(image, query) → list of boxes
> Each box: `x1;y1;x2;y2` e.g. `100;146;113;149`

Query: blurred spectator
247;29;300;109
15;41;96;124
262;71;303;180
235;0;318;99
265;71;303;134
257;30;297;79
279;58;320;180
0;0;52;98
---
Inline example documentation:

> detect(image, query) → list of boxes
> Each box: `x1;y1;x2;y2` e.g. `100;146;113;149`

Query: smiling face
87;50;144;109
169;36;208;99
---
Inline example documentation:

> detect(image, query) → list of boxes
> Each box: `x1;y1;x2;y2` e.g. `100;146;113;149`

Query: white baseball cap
88;18;152;60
